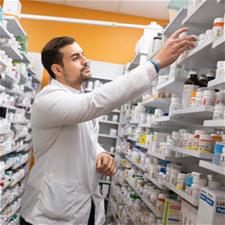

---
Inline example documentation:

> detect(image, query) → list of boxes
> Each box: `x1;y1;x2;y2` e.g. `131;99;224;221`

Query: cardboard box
179;200;198;225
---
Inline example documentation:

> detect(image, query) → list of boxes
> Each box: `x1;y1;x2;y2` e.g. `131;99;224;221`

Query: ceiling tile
65;0;121;13
33;0;65;4
118;0;169;19
30;0;169;20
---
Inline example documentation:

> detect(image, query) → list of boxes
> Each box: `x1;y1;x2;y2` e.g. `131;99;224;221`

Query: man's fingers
107;160;116;176
178;45;191;54
170;27;188;39
177;39;196;49
102;158;114;174
96;157;101;170
175;35;197;44
97;155;110;171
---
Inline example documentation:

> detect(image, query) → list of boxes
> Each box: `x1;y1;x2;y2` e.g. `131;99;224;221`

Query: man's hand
96;152;116;177
154;28;197;68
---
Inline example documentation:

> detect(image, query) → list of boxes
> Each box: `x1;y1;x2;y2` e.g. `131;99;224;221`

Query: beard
80;63;92;81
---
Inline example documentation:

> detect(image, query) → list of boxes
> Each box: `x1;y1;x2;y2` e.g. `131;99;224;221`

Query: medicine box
163;198;181;225
197;187;225;225
179;200;198;225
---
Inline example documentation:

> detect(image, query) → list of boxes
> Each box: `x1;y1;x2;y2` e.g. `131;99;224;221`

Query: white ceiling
32;0;170;20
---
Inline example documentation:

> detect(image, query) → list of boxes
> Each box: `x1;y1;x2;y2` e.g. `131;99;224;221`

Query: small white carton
197;187;225;225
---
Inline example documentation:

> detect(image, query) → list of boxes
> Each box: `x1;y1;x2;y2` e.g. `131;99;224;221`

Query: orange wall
1;1;168;85
20;0;168;63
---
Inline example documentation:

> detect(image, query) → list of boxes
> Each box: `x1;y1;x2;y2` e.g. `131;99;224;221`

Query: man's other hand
96;152;116;176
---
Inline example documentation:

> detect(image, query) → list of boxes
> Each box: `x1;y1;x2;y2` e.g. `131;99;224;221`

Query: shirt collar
51;79;84;94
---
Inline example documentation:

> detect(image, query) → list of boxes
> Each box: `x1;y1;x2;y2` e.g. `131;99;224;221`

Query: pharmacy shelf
212;35;225;59
3;210;20;225
125;156;146;172
11;120;30;125
24;136;32;142
24;84;33;92
177;38;219;70
129;120;139;125
0;104;16;110
0;45;22;61
15;134;27;142
141;98;170;111
199;160;225;176
0;148;15;158
12;158;29;170
164;8;187;37
0;191;23;213
208;76;225;90
19;73;29;84
112;109;121;113
5;160;16;170
0;131;12;136
144;174;165;189
0;84;5;91
135;143;149;150
125;178;162;218
163;181;199;207
32;76;41;84
182;0;225;34
127;136;137;142
147;151;173;161
139;123;152;128
151;116;187;128
155;78;185;94
98;133;117;139
2;179;11;191
126;210;138;225
5;16;27;37
20;52;31;64
119;195;140;225
5;88;21;96
204;119;225;128
10;172;27;187
167;145;213;160
28;67;36;75
0;73;19;87
170;106;214;121
15;103;32;108
0;23;13;38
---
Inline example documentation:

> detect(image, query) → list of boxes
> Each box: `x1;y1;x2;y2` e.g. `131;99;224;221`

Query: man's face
57;42;91;89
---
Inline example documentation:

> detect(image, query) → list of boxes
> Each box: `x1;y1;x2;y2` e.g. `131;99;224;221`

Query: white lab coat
20;62;156;225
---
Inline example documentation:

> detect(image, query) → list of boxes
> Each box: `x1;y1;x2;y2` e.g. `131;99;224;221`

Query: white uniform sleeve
34;62;157;128
96;143;106;156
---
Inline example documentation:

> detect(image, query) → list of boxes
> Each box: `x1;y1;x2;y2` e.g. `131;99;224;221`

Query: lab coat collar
51;79;84;94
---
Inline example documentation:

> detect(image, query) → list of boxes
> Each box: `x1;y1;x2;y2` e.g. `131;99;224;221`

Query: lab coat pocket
39;176;79;221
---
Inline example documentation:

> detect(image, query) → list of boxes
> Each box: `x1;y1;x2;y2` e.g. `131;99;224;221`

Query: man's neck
56;78;81;91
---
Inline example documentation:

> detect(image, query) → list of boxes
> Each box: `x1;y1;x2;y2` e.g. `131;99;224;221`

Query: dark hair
41;36;75;79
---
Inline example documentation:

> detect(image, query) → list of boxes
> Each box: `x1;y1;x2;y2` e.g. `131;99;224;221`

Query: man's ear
51;64;63;78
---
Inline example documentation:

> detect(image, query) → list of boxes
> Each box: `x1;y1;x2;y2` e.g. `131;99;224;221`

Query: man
20;28;195;225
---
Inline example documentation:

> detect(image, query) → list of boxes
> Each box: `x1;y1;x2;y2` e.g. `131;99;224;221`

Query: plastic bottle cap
214;18;225;24
214;142;224;154
217;61;225;69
